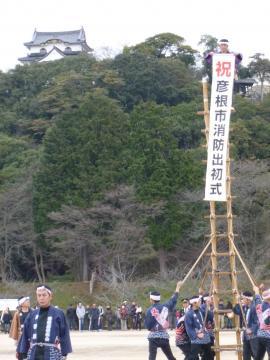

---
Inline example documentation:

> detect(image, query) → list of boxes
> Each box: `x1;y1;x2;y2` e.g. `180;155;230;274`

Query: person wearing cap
181;299;190;315
205;38;243;79
184;295;214;360
9;296;32;360
145;280;182;360
253;285;270;359
18;284;72;360
232;291;258;360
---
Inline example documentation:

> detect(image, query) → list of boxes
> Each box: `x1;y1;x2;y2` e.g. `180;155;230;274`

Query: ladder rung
215;309;235;314
197;108;236;116
207;271;241;276
213;345;242;352
201;129;209;134
197;110;209;115
202;144;233;149
220;328;241;332
204;215;236;219
205;252;235;257
214;327;241;333
213;289;237;294
205;233;239;238
215;215;236;219
202;159;234;163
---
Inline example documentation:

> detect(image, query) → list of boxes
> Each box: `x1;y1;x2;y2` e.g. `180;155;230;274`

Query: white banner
204;54;235;201
0;298;18;311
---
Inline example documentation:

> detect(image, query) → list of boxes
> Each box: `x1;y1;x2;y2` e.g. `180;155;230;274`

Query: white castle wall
29;42;83;54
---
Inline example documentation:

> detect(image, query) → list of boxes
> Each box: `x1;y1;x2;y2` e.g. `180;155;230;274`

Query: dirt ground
1;330;266;359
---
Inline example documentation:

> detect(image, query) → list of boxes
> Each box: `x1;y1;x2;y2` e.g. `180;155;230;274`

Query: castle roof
18;46;82;63
24;27;91;50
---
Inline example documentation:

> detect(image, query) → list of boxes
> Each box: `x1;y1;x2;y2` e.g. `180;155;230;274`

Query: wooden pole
231;241;257;288
181;239;212;286
226;143;242;360
202;79;221;360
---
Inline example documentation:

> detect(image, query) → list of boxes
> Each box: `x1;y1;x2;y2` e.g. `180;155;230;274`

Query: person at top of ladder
205;39;243;80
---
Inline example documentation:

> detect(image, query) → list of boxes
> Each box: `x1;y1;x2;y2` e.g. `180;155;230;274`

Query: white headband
190;297;200;304
150;294;161;301
18;296;30;306
36;286;52;295
203;296;211;301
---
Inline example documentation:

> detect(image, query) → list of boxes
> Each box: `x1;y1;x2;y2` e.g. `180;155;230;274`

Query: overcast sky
1;0;269;71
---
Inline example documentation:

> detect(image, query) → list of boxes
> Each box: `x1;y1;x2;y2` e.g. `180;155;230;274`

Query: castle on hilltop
18;27;92;64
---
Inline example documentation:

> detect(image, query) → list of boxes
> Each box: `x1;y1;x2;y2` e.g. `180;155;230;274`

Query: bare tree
248;53;270;101
233;160;270;276
46;185;159;289
0;171;37;282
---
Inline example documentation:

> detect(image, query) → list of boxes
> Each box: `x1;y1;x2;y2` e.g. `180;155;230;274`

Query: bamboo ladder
199;79;245;360
179;79;257;359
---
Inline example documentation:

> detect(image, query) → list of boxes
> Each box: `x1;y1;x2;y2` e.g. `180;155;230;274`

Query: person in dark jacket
19;284;72;360
205;38;242;79
135;305;143;330
84;305;91;330
184;295;214;360
130;302;137;329
253;285;270;360
9;296;32;360
89;304;100;331
1;307;12;333
104;306;114;330
145;280;182;360
66;304;77;331
233;291;258;360
175;310;193;360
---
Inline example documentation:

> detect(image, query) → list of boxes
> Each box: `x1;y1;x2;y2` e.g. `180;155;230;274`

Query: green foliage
0;33;269;281
231;96;270;159
198;34;218;79
125;33;198;65
0;134;38;186
248;53;270;82
111;52;200;110
33;89;130;233
147;200;192;251
198;34;218;53
128;101;203;202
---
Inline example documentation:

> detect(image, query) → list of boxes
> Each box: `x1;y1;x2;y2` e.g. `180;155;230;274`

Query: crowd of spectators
65;301;144;331
0;298;236;334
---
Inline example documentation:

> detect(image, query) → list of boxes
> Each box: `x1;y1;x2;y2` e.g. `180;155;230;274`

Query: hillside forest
0;33;269;288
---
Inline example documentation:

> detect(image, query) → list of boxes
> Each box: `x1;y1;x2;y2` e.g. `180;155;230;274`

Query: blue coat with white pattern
19;306;72;360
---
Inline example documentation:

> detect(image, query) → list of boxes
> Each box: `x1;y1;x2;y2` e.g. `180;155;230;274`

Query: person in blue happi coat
184;294;214;360
145;280;182;360
232;291;259;360
19;284;72;360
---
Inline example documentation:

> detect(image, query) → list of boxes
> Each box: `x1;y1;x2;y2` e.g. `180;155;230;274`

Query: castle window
40;48;47;54
65;47;72;53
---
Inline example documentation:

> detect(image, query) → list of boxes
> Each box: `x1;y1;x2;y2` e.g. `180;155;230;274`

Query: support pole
181;239;212;287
